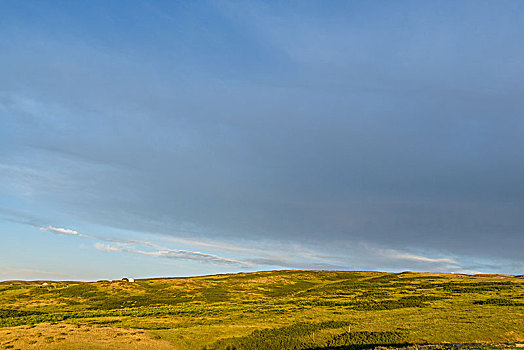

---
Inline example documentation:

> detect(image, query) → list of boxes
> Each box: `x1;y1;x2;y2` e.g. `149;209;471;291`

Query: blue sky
1;1;524;280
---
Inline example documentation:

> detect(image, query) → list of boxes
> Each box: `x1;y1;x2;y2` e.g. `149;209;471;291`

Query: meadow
0;270;523;349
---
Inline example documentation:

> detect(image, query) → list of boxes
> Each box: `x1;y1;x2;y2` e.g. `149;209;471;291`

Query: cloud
39;225;87;238
93;242;126;252
32;221;484;273
10;211;519;275
245;257;346;270
94;242;250;267
377;249;458;265
141;249;250;266
37;223;251;267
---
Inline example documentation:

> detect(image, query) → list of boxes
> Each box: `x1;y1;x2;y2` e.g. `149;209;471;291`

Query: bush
473;298;524;306
210;321;408;350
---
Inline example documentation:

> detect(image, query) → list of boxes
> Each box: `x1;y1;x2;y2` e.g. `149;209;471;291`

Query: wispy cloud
38;225;249;267
39;225;88;238
93;242;127;252
376;248;457;265
31;221;492;273
163;236;347;263
94;242;250;266
36;223;463;271
246;257;346;270
134;248;250;266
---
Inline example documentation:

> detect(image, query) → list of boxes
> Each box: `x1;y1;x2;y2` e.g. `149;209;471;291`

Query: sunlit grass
1;270;523;349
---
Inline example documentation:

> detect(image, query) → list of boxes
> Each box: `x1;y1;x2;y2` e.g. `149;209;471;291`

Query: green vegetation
0;270;523;349
211;322;408;350
472;298;524;306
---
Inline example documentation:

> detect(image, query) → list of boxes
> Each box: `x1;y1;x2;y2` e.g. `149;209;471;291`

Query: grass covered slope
0;270;523;349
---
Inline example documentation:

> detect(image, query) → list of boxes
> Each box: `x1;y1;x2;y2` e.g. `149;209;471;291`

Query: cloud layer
1;1;524;275
34;222;477;274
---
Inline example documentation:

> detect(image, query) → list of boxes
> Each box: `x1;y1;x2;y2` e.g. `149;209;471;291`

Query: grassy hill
0;270;523;349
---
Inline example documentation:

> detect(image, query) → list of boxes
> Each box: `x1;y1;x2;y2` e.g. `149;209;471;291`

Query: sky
1;1;524;281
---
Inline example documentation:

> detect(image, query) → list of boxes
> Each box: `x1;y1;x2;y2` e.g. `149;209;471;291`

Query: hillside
1;270;523;349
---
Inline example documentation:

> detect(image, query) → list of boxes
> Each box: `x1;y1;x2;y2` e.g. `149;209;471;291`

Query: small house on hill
121;277;135;283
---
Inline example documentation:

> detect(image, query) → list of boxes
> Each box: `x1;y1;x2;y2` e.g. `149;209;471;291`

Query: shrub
210;322;408;350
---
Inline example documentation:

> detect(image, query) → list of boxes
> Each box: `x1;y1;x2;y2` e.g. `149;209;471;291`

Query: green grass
1;270;523;349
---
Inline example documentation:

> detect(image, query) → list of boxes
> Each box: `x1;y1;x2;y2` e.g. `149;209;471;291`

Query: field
0;270;523;349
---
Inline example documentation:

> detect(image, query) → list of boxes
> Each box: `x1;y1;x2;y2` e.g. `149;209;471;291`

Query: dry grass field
0;323;176;349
